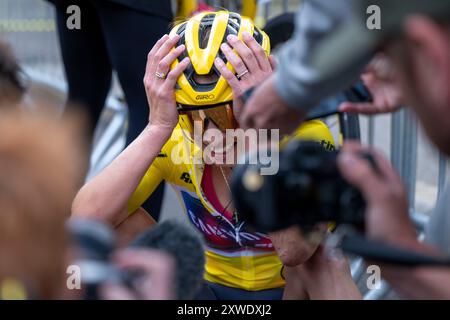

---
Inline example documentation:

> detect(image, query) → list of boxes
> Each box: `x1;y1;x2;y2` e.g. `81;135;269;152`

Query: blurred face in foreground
386;16;450;154
0;111;85;299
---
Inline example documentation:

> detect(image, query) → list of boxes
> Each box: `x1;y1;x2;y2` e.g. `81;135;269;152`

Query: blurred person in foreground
72;11;360;300
0;110;84;299
310;0;450;299
0;110;174;300
0;42;175;300
0;42;27;109
238;0;403;133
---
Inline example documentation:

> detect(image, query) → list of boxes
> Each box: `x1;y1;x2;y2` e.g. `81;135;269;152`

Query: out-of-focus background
1;0;449;299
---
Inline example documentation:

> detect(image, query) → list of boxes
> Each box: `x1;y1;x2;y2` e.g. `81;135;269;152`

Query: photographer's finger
114;249;173;270
242;31;271;71
341;140;367;151
339;102;381;115
214;57;241;94
370;148;402;182
269;55;277;70
342;142;395;181
100;283;135;300
338;151;383;196
240;105;257;130
114;249;175;299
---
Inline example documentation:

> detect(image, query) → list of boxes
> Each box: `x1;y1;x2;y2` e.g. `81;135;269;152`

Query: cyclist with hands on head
72;11;354;299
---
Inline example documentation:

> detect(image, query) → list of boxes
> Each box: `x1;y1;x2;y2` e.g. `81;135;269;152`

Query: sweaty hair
0;42;26;107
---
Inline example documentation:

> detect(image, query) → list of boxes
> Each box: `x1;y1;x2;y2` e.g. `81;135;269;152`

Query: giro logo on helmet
195;94;215;101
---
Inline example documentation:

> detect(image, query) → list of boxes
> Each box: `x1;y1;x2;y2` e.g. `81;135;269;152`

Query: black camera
231;141;369;232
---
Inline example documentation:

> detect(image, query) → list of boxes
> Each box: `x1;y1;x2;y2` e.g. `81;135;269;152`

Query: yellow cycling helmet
169;10;270;108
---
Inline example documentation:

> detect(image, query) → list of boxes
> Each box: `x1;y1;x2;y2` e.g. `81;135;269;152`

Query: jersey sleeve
126;151;169;215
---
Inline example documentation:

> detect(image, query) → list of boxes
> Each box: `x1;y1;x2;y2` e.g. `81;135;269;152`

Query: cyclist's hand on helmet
339;54;404;115
337;142;418;248
214;32;275;120
144;34;190;133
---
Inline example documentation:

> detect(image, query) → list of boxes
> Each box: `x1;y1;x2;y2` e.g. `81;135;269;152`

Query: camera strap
341;234;450;267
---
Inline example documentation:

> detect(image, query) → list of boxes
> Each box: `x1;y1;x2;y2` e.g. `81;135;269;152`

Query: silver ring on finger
155;71;167;80
236;69;249;80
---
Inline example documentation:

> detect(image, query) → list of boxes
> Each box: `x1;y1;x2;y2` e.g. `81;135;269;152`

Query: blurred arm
275;0;370;111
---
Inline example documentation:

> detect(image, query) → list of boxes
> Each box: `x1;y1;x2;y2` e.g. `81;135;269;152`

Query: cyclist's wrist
145;123;174;140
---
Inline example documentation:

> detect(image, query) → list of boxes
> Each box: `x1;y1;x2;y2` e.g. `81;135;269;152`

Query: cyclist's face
200;116;240;167
190;75;241;166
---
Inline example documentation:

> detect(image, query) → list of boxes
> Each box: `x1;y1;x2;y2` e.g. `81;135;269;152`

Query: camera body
231;141;367;232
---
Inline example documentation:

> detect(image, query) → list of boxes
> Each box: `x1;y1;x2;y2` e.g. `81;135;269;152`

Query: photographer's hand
337;142;418;248
339;54;404;115
100;249;175;300
338;142;450;300
238;76;305;133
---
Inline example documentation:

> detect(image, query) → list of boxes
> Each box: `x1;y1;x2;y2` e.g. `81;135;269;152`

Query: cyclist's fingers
146;34;169;75
162;57;190;90
214;57;241;95
220;43;248;76
242;31;271;71
148;34;169;60
156;45;186;78
152;34;181;71
226;34;259;73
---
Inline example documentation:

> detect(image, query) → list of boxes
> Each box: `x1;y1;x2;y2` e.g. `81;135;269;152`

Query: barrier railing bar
438;153;447;199
368;116;375;146
282;0;289;12
402;110;418;209
390;111;402;169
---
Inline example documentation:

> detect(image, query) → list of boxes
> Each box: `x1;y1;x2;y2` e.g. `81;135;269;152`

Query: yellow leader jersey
127;118;335;291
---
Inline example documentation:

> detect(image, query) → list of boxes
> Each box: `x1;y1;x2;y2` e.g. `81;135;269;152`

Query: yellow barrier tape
0;19;55;32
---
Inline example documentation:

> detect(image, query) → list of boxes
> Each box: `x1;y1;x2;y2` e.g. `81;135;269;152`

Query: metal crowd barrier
2;0;448;300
